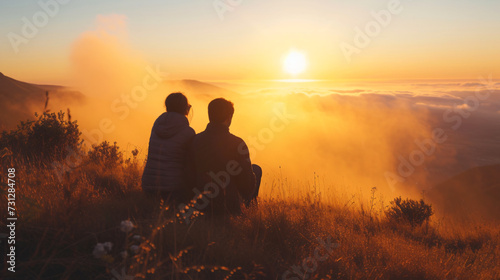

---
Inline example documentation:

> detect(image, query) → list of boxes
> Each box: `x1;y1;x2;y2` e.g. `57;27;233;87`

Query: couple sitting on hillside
141;93;262;216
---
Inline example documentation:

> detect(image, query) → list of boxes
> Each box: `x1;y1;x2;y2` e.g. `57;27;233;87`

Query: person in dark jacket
142;92;195;202
186;98;262;217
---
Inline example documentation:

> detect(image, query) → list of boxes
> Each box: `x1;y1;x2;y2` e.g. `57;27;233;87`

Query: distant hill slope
427;164;500;221
0;72;85;130
163;79;238;100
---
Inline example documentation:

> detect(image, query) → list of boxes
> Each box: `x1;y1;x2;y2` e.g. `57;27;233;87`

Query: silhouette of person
142;92;195;202
187;98;262;216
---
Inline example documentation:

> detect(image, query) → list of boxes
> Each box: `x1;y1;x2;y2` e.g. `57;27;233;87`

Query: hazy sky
1;0;499;84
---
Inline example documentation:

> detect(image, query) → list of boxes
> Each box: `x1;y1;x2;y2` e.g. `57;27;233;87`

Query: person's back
187;98;261;216
142;93;195;201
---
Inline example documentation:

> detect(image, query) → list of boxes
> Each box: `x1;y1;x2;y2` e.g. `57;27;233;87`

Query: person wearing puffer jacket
142;92;195;202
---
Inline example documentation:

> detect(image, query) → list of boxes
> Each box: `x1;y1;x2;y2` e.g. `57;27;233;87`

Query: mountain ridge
0;72;85;129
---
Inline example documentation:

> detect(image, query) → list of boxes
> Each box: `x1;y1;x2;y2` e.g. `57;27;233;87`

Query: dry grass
1;155;499;280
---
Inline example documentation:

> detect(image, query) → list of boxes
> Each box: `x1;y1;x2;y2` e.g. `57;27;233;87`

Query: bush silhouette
386;197;433;227
0;110;80;162
87;141;123;167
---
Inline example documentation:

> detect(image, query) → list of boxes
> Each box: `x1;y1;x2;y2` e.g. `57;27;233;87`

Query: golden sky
1;0;499;84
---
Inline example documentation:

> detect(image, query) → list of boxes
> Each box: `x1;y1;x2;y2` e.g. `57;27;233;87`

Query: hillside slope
163;79;238;100
0;72;85;129
428;164;500;221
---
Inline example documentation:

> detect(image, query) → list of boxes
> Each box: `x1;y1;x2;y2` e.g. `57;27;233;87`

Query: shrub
0;110;80;162
85;142;142;195
87;141;123;167
386;196;433;227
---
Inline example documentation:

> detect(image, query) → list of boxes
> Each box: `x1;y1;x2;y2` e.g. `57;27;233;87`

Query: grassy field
1;150;499;280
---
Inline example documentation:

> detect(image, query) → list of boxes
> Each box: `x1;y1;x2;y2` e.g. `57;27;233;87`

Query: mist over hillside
0;72;85;129
428;164;500;222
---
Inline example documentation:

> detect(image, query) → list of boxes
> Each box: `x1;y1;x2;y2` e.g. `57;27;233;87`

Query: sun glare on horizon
283;50;307;76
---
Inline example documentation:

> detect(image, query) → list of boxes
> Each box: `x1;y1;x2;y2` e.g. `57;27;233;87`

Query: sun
283;50;307;76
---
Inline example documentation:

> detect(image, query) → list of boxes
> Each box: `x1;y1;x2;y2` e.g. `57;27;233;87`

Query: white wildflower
103;242;113;251
120;220;134;233
93;243;106;258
